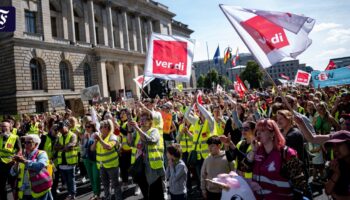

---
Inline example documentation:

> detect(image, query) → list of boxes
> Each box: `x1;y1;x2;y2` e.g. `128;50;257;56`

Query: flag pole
206;41;212;89
219;4;293;112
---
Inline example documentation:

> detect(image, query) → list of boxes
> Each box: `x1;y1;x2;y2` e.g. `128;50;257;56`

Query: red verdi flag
294;70;311;86
325;60;336;71
220;5;315;68
144;33;195;82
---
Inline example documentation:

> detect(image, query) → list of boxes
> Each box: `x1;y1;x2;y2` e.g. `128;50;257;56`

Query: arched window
83;63;92;87
30;59;43;90
59;61;70;89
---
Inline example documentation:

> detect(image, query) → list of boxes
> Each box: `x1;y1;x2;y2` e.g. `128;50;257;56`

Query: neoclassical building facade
0;0;194;114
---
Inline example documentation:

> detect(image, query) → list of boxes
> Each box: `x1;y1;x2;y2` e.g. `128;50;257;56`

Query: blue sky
158;0;350;70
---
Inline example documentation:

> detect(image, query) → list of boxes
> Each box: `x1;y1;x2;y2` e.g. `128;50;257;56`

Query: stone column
136;15;143;53
12;0;23;38
83;2;90;43
130;64;140;98
87;0;96;46
41;0;52;41
106;3;114;48
114;62;125;92
97;61;109;97
121;10;130;51
117;12;124;49
66;0;76;43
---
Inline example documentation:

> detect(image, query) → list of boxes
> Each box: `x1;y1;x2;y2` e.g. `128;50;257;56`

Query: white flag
133;75;155;89
144;33;195;82
220;5;315;68
216;84;223;93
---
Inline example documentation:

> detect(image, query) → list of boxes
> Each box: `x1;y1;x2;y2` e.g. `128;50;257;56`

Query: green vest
96;133;119;169
179;124;193;153
0;134;18;163
57;132;78;165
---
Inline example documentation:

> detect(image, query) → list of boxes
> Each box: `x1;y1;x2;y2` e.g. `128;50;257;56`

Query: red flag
279;73;290;80
234;75;247;97
325;60;336;71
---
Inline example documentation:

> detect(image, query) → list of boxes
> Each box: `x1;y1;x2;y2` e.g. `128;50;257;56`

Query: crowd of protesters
1;84;350;200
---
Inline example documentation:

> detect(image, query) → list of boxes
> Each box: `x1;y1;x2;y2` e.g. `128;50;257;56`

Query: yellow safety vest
17;150;52;199
57;131;78;165
43;136;53;159
28;122;39;134
121;122;131;151
234;140;253;179
193;120;212;160
214;119;225;136
96;133;119;169
130;128;164;169
12;128;18;135
0;134;18;163
178;124;193;153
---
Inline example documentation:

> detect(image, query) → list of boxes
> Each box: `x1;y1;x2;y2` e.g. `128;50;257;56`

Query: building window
35;101;45;113
95;27;100;44
75;22;80;41
83;63;92;87
30;59;43;90
59;62;70;89
25;11;36;33
51;17;57;37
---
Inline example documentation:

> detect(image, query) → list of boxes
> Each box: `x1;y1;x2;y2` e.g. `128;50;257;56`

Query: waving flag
220;5;315;68
213;45;220;64
325;60;336;71
144;33;195;82
216;84;224;93
133;75;155;89
279;73;290;80
235;75;247;97
223;47;232;64
232;47;240;67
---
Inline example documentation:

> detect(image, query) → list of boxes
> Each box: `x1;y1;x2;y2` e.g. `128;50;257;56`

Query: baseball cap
324;130;350;147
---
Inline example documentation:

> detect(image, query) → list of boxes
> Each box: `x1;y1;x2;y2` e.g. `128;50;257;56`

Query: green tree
240;61;263;89
204;69;219;89
218;75;232;88
197;74;206;88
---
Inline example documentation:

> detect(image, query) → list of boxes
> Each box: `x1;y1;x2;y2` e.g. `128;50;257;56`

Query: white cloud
313;23;342;32
316;48;348;58
324;28;350;43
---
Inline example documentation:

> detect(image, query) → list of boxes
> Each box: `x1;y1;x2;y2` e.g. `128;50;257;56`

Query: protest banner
50;95;65;108
294;70;311;86
311;67;350;88
80;85;100;101
144;33;195;82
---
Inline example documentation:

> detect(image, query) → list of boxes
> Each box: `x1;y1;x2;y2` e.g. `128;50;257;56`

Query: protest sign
311;67;350;88
81;85;100;101
294;70;311;86
50;95;65;108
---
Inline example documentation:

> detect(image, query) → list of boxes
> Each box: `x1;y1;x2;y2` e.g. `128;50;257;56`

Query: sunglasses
25;141;34;145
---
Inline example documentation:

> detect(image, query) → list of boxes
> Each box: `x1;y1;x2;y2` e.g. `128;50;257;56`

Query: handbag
129;155;145;182
187;124;203;166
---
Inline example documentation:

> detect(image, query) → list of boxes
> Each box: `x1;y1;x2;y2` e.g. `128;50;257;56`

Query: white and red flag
133;75;155;89
279;73;290;80
232;47;240;67
220;5;315;68
294;70;311;86
325;60;336;71
234;75;247;97
144;33;195;82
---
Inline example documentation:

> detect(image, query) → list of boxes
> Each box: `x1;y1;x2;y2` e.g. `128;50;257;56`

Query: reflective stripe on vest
57;131;78;165
96;132;119;169
121;122;131;151
234;140;253;179
0;134;18;163
179;124;193;153
18;150;52;199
